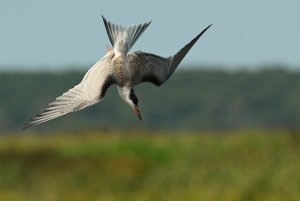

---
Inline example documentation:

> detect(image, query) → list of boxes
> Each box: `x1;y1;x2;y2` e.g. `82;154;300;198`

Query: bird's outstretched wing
128;25;212;86
24;55;115;129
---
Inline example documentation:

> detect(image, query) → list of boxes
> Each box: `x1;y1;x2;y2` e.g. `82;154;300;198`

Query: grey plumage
23;55;115;129
128;24;212;86
24;16;211;129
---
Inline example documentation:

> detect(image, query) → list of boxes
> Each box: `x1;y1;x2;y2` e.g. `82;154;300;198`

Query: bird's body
24;16;211;128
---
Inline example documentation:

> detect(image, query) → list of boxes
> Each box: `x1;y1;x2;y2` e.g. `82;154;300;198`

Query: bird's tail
102;16;151;52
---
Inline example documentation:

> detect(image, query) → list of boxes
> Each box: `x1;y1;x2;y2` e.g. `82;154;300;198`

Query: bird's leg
106;45;113;52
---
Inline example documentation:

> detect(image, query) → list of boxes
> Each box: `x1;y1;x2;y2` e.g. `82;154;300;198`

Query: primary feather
24;54;115;128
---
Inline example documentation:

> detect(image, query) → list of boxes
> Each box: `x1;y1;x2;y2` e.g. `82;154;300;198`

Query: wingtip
22;123;31;130
169;23;213;70
22;119;36;129
202;24;213;33
193;24;213;41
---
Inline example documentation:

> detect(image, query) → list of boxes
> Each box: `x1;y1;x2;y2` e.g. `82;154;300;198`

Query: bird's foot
106;45;113;52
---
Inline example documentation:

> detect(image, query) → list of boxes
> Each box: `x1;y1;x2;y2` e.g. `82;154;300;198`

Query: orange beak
133;106;142;120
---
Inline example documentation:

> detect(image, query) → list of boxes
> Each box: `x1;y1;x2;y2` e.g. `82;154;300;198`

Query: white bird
24;16;211;129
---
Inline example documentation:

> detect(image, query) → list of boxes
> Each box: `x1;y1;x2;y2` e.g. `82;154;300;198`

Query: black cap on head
129;89;138;105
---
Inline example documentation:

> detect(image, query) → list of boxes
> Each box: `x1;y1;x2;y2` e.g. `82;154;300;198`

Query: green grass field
0;130;300;201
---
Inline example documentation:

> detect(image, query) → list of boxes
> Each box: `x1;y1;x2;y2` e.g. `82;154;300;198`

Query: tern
24;16;211;128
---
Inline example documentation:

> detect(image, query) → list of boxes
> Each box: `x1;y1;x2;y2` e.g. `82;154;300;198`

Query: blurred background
1;0;300;201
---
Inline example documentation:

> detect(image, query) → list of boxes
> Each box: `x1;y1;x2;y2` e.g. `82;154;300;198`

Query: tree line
1;68;300;132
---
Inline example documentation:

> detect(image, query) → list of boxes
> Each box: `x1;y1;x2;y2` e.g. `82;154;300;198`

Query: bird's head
117;87;142;120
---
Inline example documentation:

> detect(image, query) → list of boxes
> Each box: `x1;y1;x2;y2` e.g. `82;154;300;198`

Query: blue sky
1;0;299;70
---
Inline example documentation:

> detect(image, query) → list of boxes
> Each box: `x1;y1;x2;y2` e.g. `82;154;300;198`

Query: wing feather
128;25;212;86
24;55;115;129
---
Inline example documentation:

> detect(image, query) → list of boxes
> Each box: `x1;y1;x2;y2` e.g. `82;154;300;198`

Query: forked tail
102;16;151;53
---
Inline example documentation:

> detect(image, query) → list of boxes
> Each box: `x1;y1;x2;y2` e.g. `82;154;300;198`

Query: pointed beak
133;106;142;120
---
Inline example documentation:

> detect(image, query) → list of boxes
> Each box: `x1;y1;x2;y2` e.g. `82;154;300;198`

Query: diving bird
23;16;211;128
